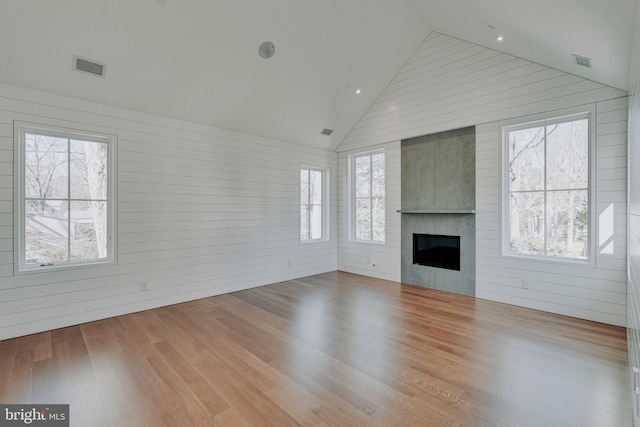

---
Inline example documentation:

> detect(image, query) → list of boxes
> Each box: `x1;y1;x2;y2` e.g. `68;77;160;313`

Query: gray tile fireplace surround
400;126;476;297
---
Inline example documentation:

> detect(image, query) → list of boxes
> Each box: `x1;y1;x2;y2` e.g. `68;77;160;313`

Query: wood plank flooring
0;271;632;426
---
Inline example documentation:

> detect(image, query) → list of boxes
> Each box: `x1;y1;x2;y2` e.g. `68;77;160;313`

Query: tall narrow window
300;167;327;241
15;123;116;271
503;113;590;261
351;151;385;242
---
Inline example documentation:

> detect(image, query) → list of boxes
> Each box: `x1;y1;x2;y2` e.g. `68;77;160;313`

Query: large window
350;151;385;242
300;167;327;241
503;112;591;261
15;122;116;272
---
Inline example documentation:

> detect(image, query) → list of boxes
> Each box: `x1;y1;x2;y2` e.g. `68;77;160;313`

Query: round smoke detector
258;41;276;59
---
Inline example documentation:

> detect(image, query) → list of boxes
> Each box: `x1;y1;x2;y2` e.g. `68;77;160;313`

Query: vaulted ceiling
1;0;637;151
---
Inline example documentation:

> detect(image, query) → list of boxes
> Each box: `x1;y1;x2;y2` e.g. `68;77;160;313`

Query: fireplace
401;126;475;296
413;233;460;271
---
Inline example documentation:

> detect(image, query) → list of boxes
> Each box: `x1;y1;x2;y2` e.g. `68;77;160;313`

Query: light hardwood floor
0;271;632;426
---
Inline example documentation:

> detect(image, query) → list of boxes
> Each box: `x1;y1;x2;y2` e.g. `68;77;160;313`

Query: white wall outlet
522;280;530;290
140;281;148;291
287;260;292;267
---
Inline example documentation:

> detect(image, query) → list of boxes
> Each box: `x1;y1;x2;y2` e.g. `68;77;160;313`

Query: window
300;167;327;241
15;122;116;271
350;151;385;242
502;111;591;261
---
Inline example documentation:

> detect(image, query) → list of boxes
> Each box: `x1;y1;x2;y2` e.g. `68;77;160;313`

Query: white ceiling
1;0;637;151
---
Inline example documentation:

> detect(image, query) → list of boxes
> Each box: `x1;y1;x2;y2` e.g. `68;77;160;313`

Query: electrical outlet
522;280;530;290
140;281;148;291
287;260;292;267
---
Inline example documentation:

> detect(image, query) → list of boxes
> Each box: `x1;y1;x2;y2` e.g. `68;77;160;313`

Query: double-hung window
15;122;116;272
300;167;328;241
350;150;385;243
502;110;591;261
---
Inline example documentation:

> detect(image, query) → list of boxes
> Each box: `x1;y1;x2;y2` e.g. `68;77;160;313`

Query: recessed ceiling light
496;35;504;42
355;89;361;95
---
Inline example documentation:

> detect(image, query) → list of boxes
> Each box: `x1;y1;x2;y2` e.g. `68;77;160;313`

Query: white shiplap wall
338;32;626;153
475;98;628;327
337;142;401;281
627;0;640;423
0;83;337;340
336;32;628;326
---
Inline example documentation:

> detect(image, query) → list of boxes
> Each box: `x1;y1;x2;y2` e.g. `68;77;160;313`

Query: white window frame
14;121;118;273
348;149;385;244
500;105;595;265
300;166;330;243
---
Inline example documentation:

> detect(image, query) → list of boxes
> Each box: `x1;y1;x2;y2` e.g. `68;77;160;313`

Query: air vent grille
321;128;333;136
73;56;106;77
572;54;592;69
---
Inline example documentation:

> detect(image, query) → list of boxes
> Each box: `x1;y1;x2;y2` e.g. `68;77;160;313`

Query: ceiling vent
572;54;592;69
73;56;106;78
321;128;333;136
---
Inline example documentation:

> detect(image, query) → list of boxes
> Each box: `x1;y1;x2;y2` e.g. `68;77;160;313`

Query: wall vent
321;128;333;136
73;56;106;77
572;54;592;69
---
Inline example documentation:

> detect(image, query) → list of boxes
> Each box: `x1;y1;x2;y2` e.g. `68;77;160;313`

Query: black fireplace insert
413;233;460;271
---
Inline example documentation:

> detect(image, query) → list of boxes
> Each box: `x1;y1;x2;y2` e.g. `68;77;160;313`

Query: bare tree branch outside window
353;152;385;242
506;118;589;259
22;130;109;267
